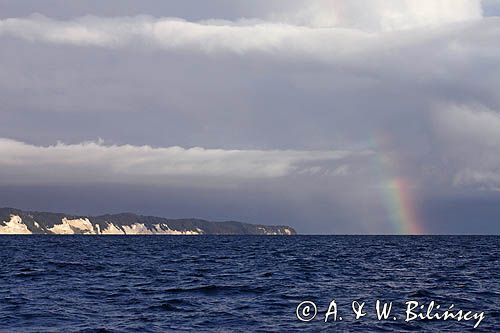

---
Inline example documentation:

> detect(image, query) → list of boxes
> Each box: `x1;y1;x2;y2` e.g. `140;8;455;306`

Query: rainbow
373;134;424;235
380;175;424;235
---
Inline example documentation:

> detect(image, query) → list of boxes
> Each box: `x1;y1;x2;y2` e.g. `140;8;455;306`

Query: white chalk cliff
0;215;32;234
0;215;204;235
0;209;296;236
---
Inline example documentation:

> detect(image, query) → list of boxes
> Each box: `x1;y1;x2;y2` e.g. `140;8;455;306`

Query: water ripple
0;235;497;332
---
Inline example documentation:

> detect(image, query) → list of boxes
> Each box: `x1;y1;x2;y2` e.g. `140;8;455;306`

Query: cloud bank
0;0;484;55
0;138;367;185
268;0;482;30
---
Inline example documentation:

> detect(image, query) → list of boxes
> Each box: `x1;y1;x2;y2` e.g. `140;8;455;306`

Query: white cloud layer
0;0;484;55
0;138;367;185
0;14;363;54
0;14;370;57
268;0;482;30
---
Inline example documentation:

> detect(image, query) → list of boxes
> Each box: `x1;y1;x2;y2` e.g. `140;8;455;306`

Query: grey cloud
0;1;499;233
431;104;500;191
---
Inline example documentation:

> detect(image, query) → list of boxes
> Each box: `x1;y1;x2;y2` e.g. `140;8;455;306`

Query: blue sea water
0;235;498;332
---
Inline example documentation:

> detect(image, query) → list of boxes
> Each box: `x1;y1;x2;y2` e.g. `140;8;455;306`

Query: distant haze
1;0;500;234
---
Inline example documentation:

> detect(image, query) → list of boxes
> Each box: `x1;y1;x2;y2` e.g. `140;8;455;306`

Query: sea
0;235;498;332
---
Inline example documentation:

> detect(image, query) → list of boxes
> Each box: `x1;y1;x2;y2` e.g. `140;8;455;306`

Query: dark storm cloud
0;0;499;233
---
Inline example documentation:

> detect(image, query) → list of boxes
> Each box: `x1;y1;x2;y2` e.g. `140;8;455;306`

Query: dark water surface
0;236;498;332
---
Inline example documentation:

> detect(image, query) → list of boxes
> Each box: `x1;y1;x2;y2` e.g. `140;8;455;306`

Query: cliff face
0;208;296;235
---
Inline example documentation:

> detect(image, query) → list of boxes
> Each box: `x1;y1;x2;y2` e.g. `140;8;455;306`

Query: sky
0;0;499;234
